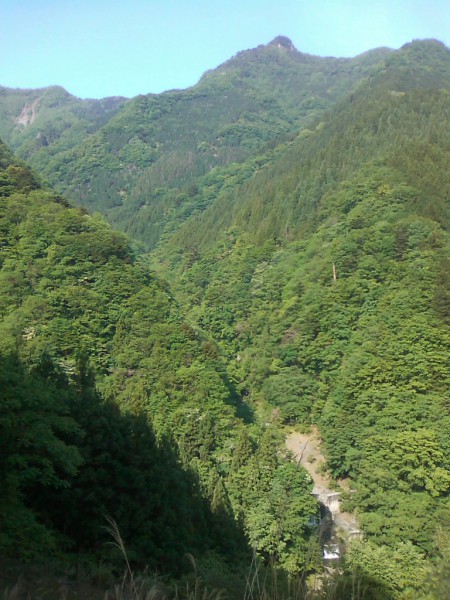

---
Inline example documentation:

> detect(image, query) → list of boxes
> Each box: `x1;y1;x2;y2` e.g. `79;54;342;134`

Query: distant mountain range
0;37;392;247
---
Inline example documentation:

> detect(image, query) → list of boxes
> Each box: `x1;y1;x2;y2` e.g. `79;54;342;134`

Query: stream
286;427;361;556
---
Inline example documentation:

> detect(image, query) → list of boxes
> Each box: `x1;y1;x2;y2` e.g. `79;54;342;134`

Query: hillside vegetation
1;38;450;599
0;84;125;169
150;39;450;597
0;140;322;597
0;38;390;249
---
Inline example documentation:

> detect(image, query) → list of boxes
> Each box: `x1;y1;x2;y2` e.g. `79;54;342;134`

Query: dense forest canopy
0;38;391;250
1;37;450;599
150;38;450;554
0;140;319;595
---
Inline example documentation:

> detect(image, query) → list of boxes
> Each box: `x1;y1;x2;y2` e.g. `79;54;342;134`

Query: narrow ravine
286;427;360;540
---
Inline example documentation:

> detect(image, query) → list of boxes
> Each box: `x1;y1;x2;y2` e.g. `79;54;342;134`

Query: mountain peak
267;36;296;51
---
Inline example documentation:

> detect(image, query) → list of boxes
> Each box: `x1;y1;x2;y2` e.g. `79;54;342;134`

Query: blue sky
1;0;449;99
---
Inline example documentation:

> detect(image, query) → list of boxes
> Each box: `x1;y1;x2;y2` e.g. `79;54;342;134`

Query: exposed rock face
286;430;360;538
268;35;297;51
15;97;40;127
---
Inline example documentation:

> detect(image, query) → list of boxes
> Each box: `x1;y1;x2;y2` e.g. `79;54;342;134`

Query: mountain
154;39;450;252
0;138;234;567
2;38;450;597
0;140;320;591
0;84;125;165
0;38;391;249
148;38;450;594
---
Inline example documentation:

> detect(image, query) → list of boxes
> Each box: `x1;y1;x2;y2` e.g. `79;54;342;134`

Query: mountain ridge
1;36;450;596
147;39;450;580
0;36;400;250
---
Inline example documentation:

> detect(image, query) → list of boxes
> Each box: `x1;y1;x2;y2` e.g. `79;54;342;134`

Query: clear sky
1;0;449;99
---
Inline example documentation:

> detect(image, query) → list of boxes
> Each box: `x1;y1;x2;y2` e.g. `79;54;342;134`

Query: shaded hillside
0;39;391;249
0;141;318;582
149;39;450;591
0;139;239;569
2;37;450;598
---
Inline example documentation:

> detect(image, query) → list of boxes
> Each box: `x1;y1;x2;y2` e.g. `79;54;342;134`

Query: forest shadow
0;351;251;577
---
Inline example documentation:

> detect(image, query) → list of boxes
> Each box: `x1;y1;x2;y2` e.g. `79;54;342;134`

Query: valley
0;36;449;599
286;429;359;538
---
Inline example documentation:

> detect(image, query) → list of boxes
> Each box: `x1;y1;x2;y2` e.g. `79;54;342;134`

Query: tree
0;352;82;558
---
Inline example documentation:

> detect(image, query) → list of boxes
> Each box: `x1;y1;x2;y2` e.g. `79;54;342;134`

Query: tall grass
0;518;390;599
103;519;225;600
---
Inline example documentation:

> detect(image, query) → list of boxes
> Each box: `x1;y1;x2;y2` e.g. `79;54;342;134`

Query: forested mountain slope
149;38;450;594
0;38;391;249
0;140;319;588
157;39;450;251
0;84;125;167
2;37;450;598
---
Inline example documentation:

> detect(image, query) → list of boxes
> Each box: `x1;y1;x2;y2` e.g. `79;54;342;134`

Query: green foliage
0;352;82;558
3;38;450;595
0;147;208;567
424;529;450;599
246;461;317;574
0;141;317;580
0;40;391;250
146;40;450;595
345;539;427;599
0;86;125;166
